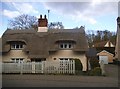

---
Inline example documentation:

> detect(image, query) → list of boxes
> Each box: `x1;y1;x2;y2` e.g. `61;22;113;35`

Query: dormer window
59;43;73;49
11;43;24;49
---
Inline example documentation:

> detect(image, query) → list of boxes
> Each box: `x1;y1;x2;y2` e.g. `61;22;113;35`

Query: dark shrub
89;58;100;69
113;59;120;66
89;67;102;76
73;59;83;74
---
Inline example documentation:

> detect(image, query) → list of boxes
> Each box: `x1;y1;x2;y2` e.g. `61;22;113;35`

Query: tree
93;31;102;43
86;30;117;47
48;22;64;29
86;30;96;47
102;30;110;41
8;14;37;30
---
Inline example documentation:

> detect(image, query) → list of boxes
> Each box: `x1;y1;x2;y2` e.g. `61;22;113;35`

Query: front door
31;58;46;73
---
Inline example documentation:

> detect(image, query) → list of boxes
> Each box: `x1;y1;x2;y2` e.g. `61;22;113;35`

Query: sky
0;0;120;37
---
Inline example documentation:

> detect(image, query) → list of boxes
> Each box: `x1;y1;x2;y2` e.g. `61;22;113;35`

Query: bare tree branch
8;14;37;30
48;22;64;29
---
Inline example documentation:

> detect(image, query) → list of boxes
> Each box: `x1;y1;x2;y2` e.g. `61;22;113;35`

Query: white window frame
59;58;72;61
11;58;24;63
59;43;73;49
11;44;24;49
59;58;72;67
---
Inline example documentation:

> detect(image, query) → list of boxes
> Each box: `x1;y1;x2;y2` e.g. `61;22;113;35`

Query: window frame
11;43;24;50
11;58;24;63
59;43;73;49
59;58;72;61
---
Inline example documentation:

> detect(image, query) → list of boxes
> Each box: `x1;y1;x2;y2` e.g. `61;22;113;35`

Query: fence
2;60;75;74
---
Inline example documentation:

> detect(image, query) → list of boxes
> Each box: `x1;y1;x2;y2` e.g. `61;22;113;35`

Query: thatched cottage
2;15;89;71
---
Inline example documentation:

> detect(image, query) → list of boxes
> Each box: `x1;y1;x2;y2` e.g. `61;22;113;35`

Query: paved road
2;64;119;87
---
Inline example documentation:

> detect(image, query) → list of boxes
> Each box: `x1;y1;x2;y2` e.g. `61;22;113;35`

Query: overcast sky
0;0;120;37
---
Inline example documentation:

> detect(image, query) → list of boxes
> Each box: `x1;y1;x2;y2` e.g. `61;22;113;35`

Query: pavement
2;64;119;87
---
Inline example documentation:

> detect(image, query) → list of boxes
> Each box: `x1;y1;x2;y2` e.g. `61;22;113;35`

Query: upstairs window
59;43;73;49
11;44;24;49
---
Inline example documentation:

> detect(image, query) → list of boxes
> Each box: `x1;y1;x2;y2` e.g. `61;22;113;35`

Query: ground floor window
11;58;24;63
59;58;73;61
31;58;46;62
59;58;73;68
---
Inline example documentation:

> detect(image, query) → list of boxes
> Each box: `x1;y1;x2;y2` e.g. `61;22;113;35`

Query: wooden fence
2;60;75;74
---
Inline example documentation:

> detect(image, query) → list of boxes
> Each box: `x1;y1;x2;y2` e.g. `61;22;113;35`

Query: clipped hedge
73;59;83;74
89;67;102;76
89;58;100;69
74;59;83;71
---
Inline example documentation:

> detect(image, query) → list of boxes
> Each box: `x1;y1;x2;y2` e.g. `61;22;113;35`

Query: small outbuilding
97;50;114;64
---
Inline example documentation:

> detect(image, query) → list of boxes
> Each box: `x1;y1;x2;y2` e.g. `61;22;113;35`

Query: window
59;58;73;67
59;43;73;49
69;44;71;48
59;58;72;61
20;44;23;48
11;58;24;63
11;43;24;49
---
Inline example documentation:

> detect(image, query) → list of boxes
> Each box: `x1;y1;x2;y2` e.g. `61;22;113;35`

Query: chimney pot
38;14;48;32
44;15;46;19
40;15;42;19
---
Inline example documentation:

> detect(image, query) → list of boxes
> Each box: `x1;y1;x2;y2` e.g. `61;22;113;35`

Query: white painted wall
2;49;88;71
2;50;30;62
38;27;48;32
47;50;87;71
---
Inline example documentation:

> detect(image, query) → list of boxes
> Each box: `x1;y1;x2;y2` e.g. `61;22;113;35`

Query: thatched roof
2;28;88;58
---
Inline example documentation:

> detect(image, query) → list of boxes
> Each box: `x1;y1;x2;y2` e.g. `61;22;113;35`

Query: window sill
10;49;24;50
59;48;73;50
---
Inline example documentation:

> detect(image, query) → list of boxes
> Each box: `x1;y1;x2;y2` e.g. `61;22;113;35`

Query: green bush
89;58;100;69
73;59;83;74
74;59;83;71
89;67;102;76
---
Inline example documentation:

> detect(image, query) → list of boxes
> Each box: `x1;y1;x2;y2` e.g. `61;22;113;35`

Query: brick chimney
38;15;48;32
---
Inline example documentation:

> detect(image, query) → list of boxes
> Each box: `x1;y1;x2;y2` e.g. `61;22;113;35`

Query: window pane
20;44;23;48
60;44;63;48
64;44;67;48
11;59;15;60
16;44;19;49
20;59;23;60
16;59;19;63
11;59;15;62
59;43;73;49
60;58;63;60
11;44;15;49
65;58;68;60
20;59;23;63
69;44;71;48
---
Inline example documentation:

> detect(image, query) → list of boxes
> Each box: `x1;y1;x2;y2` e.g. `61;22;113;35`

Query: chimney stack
38;14;48;32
